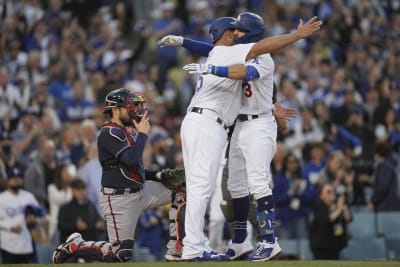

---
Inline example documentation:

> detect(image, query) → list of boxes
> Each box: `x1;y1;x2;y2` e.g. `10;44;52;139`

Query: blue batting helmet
209;17;238;43
234;12;265;44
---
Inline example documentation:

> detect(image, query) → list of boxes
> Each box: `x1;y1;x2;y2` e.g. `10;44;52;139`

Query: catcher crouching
52;88;186;263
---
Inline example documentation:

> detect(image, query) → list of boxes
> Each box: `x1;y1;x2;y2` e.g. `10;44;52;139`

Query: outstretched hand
157;35;184;48
296;16;323;38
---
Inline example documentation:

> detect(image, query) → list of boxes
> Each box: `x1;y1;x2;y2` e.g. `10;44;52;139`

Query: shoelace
254;242;265;255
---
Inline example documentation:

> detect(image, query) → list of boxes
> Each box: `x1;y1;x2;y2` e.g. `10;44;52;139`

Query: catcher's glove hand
160;168;185;190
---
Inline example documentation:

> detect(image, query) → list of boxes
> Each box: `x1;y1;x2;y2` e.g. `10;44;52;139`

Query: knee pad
170;192;186;245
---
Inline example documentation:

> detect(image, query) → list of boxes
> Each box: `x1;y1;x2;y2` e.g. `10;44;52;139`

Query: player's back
188;43;253;126
239;53;275;115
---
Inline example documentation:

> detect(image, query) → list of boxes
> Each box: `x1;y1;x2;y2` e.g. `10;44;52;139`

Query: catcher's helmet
234;12;265;44
104;88;146;122
209;17;238;43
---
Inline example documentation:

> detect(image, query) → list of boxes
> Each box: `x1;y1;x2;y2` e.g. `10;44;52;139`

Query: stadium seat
341;237;386;260
376;212;400;239
298;239;313;260
385;238;400;260
347;210;377;239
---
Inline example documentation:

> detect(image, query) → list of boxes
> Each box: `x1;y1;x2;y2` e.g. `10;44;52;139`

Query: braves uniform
181;43;253;259
97;121;172;244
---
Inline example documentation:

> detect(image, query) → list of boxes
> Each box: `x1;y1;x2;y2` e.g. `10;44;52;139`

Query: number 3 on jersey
243;82;252;97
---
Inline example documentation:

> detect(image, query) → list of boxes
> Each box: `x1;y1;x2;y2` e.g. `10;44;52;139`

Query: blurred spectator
58;80;95;123
370;143;400;211
55;124;84;167
137;209;164;261
319;151;355;205
0;66;28;131
24;139;57;208
309;182;352;260
1;39;28;83
57;179;105;242
284;107;324;160
302;143;326;185
0;167;39;264
148;132;170;171
273;152;315;239
10;109;42;171
77;144;102;218
47;163;74;243
165;124;184;169
151;2;184;93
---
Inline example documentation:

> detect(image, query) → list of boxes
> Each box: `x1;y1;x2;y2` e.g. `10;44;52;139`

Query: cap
70;178;86;189
150;132;168;145
6;167;23;179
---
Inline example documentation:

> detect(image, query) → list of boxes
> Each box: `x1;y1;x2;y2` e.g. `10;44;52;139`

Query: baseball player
181;12;299;261
157;16;322;261
52;88;185;263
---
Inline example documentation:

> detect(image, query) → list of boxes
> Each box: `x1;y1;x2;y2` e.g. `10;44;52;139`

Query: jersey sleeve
245;54;274;80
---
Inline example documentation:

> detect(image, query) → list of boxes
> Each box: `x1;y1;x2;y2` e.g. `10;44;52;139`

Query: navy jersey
97;121;148;189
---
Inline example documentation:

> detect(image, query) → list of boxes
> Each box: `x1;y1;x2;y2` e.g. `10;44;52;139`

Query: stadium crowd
0;0;399;263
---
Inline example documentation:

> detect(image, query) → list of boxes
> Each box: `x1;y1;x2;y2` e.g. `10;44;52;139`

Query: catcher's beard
119;114;133;126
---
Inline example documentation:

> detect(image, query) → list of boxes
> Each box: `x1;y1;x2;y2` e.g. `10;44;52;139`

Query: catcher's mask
104;88;147;122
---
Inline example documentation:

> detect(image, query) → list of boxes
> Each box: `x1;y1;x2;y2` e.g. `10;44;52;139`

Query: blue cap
6;167;23;179
150;133;168;145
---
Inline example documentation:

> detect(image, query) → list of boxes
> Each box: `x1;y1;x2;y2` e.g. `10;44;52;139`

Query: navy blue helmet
234;12;265;44
209;17;238;43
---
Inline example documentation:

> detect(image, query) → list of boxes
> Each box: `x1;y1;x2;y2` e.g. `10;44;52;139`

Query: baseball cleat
165;253;184;261
187;250;228;261
52;232;83;264
224;240;254;260
247;238;282;261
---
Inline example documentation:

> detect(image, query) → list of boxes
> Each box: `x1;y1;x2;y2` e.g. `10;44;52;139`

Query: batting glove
157;35;184;48
182;63;212;75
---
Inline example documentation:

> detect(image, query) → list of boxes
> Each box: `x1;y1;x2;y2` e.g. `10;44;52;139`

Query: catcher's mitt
160;168;185;190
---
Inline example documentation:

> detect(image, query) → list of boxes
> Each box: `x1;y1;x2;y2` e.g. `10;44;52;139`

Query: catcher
52;88;186;263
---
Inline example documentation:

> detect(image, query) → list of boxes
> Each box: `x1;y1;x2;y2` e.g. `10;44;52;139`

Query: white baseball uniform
227;53;277;200
181;43;253;259
0;189;39;254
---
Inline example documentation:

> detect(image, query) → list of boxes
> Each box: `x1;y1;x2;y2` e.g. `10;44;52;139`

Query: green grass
4;261;400;267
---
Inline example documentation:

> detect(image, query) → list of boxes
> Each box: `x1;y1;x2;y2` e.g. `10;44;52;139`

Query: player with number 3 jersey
158;14;322;261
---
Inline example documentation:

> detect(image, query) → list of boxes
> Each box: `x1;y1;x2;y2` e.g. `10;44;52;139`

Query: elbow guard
244;65;260;82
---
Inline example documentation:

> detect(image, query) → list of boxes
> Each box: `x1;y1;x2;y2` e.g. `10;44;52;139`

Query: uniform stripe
108;196;120;242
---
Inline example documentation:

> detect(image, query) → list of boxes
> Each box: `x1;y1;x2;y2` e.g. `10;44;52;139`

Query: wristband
209;65;229;77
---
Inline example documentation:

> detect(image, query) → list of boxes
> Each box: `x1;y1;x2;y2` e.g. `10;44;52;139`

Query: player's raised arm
157;35;213;57
246;16;322;60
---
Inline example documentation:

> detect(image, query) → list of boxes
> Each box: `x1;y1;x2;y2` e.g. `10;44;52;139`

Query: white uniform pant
208;147;228;251
228;116;277;200
181;112;228;259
